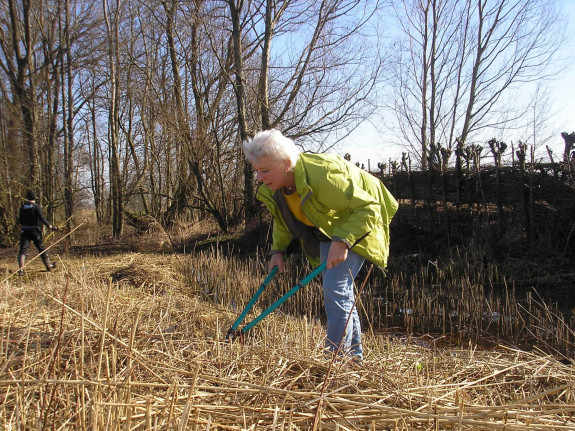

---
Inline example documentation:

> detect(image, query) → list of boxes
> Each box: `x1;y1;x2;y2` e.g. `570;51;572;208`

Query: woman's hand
326;241;348;269
269;253;285;273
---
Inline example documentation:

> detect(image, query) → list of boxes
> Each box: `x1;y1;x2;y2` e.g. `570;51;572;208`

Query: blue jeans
320;241;365;359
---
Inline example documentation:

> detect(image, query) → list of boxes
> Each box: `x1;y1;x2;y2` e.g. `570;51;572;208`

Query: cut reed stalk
1;252;574;429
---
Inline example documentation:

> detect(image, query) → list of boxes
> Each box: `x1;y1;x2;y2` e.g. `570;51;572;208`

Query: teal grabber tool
226;262;327;339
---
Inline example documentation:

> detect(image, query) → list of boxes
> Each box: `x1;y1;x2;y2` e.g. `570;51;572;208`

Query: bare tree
522;83;559;161
1;0;99;225
157;0;239;230
103;0;123;237
0;0;41;187
86;78;106;221
232;0;387;216
0;0;395;239
258;0;386;144
228;0;258;219
390;0;566;169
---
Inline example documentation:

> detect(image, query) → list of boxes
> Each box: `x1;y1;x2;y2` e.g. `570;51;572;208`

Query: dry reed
1;252;574;430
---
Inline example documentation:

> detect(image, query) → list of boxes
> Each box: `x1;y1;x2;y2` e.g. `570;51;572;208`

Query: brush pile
1;252;574;430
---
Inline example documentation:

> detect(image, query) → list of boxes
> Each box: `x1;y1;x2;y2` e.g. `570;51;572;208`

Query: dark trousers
18;228;50;267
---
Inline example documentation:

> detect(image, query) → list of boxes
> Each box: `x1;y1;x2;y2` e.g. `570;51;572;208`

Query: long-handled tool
227;261;327;339
228;232;370;339
226;265;279;338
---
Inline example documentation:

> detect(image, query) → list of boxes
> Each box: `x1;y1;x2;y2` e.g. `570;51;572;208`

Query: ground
1;240;574;429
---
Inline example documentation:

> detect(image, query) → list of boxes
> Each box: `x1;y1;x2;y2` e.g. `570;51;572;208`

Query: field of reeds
1;216;574;430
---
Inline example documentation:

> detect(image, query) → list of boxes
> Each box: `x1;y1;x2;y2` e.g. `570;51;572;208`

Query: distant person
243;129;398;361
17;191;58;275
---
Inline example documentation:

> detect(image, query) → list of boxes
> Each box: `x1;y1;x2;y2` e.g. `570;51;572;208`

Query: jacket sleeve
36;205;51;228
270;218;294;255
306;165;382;248
256;186;294;255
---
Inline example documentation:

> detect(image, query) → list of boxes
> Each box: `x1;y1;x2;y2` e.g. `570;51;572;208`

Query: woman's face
251;156;289;191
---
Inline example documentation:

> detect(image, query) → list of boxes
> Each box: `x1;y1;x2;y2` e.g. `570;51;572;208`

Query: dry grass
1;251;574;430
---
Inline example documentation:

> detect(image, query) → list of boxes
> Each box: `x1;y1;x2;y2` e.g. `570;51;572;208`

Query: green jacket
256;153;398;269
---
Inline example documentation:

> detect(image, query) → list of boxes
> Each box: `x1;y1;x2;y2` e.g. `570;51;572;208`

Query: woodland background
1;0;573;244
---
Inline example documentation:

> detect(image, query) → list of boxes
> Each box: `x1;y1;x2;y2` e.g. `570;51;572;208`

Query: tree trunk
63;0;74;232
228;0;255;220
103;0;123;238
8;0;39;187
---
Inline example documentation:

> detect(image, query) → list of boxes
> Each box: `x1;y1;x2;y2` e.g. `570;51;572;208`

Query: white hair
243;129;300;168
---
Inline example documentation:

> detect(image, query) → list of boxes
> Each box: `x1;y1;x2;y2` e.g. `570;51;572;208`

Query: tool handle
228;265;279;335
240;261;327;334
234;232;370;337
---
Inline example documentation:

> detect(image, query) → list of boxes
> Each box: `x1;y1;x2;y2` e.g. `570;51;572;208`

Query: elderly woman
243;129;397;360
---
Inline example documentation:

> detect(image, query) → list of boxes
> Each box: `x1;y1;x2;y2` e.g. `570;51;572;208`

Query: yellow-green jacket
256;153;398;269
